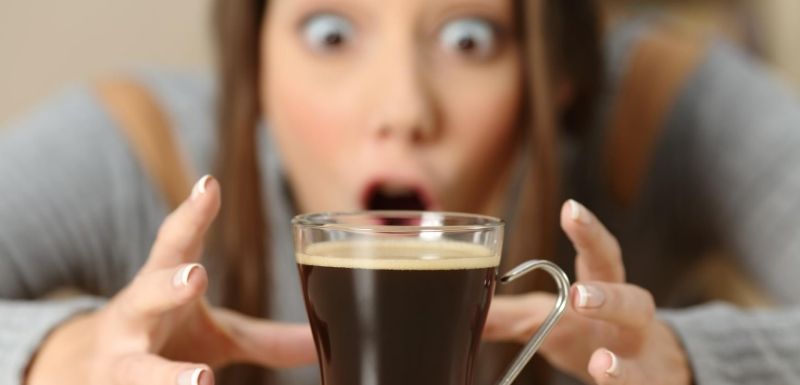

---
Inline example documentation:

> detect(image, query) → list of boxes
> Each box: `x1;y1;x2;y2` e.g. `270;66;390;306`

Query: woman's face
262;0;521;214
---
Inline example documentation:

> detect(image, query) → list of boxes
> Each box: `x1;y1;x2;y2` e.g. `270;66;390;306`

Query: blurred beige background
0;0;213;126
0;0;797;126
650;0;800;88
751;0;800;85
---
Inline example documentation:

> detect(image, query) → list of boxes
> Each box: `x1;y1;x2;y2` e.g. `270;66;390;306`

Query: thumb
213;309;316;368
114;263;208;328
483;294;555;344
587;348;645;385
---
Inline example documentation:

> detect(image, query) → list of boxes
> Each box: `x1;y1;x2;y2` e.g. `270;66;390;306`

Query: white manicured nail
604;349;621;377
177;368;207;385
172;264;200;288
576;284;605;308
190;175;212;201
568;199;591;224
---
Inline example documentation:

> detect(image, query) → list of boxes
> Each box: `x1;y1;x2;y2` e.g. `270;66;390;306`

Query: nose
368;38;438;144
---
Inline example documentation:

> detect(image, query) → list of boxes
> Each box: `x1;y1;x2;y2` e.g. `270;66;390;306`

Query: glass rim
292;210;504;233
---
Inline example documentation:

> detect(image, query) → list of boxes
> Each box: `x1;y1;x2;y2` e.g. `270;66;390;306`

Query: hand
27;175;316;385
484;200;692;385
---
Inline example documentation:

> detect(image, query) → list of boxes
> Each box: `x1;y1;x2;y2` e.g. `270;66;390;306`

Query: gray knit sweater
2;19;800;385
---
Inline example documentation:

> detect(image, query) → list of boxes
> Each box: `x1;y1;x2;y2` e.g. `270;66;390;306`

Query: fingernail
178;368;212;385
575;284;605;308
172;263;201;288
190;175;212;201
604;349;621;377
568;199;591;225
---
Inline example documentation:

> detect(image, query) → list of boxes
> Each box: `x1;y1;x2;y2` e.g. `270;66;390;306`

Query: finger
213;309;317;368
483;293;555;344
143;175;221;273
112;353;213;385
115;264;208;324
571;282;655;330
560;200;625;283
587;348;644;385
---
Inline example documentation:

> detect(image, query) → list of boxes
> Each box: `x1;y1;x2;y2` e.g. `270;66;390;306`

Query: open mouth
363;183;430;212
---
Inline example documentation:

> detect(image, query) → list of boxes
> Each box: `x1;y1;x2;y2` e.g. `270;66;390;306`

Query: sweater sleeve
661;304;800;384
0;85;157;384
659;40;800;384
0;297;105;385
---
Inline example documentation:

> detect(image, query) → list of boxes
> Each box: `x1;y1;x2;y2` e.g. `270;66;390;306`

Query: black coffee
298;241;498;385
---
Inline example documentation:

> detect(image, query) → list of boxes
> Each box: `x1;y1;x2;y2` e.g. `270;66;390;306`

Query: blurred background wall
741;0;800;86
0;0;797;126
0;0;213;126
623;0;800;87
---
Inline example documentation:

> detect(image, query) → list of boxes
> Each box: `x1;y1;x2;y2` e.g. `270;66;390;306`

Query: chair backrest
95;77;194;210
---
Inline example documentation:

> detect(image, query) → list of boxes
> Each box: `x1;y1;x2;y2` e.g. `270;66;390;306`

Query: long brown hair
212;0;602;382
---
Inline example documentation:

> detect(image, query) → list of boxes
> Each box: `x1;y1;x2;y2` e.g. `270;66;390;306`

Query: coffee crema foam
297;240;500;270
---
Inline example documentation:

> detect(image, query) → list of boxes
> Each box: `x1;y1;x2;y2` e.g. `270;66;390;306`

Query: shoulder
128;70;218;175
0;84;125;175
0;70;219;222
676;40;800;133
0;71;219;285
2;71;219;191
2;70;217;156
600;15;710;205
0;72;216;203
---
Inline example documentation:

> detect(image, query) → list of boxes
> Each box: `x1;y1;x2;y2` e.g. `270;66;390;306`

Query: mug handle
494;260;571;385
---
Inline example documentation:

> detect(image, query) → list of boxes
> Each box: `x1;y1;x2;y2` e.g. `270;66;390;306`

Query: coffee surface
298;239;499;270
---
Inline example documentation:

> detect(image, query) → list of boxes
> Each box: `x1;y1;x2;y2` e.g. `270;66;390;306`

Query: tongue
367;189;427;211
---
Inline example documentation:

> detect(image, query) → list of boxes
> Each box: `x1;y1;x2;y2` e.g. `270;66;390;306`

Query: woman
2;0;799;384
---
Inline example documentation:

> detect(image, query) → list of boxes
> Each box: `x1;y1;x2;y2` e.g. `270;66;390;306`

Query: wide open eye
439;18;497;60
302;13;355;53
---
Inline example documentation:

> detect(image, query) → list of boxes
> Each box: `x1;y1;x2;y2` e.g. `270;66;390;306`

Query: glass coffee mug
293;211;569;385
